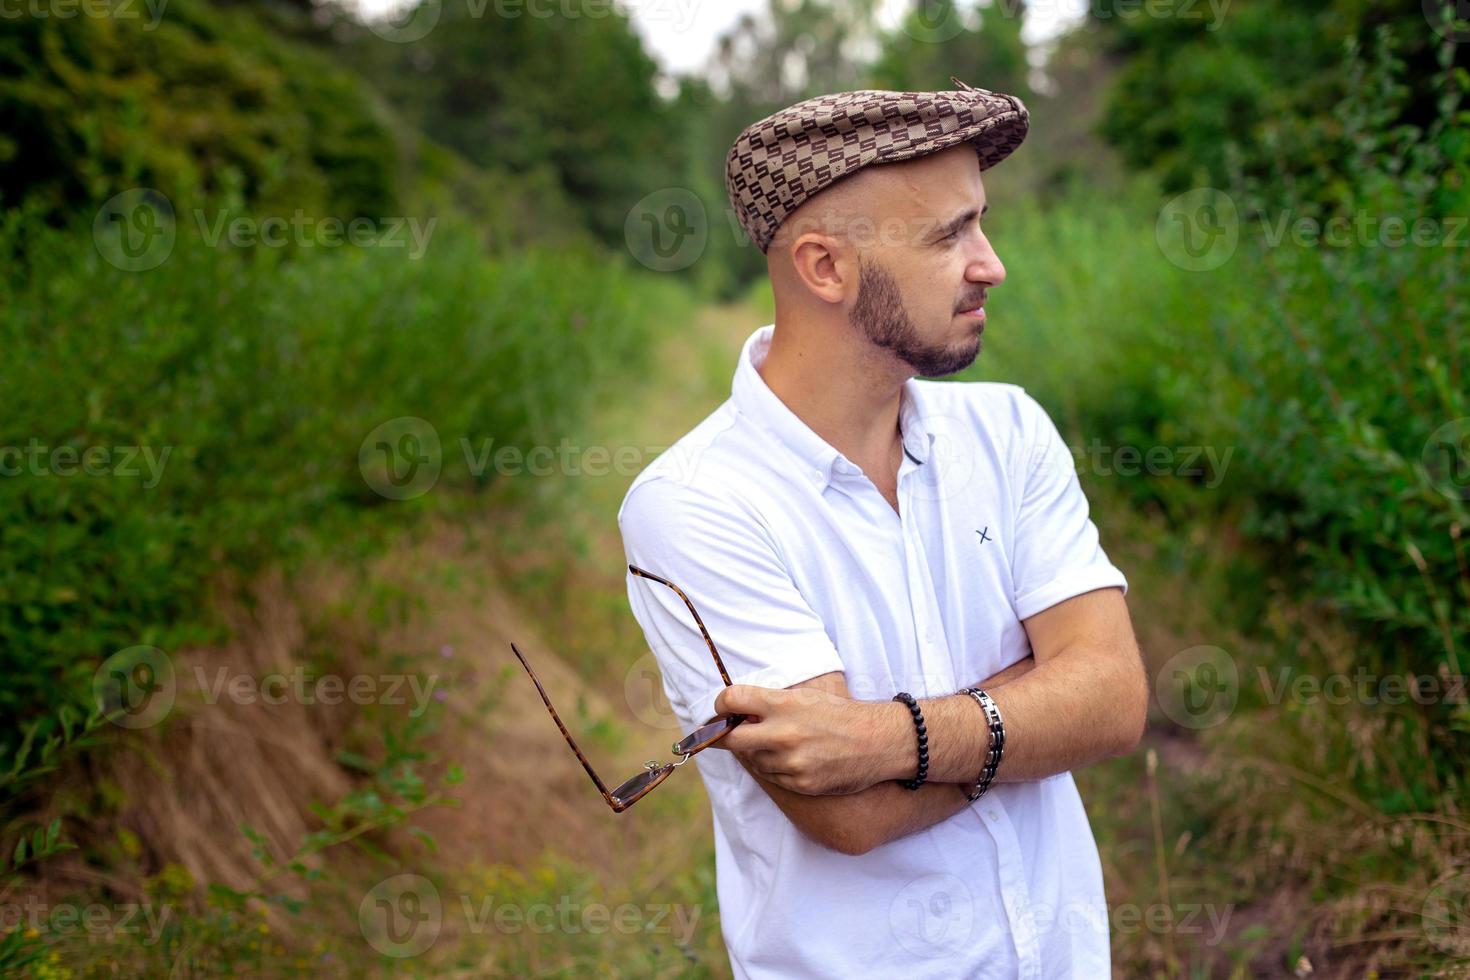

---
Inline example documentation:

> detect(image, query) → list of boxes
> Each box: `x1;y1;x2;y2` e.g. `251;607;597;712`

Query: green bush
0;0;398;220
0;208;692;755
1208;32;1469;697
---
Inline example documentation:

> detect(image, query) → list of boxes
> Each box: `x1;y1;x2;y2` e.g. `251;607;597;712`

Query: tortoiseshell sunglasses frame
510;563;748;813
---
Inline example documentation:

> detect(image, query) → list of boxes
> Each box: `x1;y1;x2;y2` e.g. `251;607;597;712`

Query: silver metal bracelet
959;687;1005;802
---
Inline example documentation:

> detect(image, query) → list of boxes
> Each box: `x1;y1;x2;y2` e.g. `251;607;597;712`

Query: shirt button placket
984;803;1043;979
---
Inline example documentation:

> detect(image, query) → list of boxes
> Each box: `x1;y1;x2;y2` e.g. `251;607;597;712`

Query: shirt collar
731;324;934;492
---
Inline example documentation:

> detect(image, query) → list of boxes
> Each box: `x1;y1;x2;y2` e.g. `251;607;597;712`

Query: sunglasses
509;563;747;813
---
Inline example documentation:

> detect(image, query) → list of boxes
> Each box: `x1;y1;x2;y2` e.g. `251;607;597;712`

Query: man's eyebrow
932;203;989;240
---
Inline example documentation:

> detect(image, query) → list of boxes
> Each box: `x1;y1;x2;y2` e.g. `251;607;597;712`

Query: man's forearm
820;656;1034;853
871;645;1147;785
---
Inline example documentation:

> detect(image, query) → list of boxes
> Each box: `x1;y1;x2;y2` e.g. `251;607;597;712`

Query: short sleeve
1008;391;1128;620
617;477;847;732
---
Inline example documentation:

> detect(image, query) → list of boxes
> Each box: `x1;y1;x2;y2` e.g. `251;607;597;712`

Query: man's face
847;145;1006;378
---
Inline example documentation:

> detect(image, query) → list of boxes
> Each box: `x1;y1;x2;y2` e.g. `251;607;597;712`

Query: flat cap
725;77;1029;253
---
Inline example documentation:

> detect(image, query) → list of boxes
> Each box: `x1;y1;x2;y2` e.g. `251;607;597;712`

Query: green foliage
1;705;109;809
337;0;683;248
1097;0;1455;206
868;0;1033;103
0;0;399;220
1209;31;1470;697
0;209;687;759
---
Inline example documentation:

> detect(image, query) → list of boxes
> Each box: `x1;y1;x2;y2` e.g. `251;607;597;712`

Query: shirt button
987;810;999;821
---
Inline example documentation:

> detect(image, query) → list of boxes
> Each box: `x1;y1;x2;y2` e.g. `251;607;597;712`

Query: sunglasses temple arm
510;643;621;809
627;564;735;687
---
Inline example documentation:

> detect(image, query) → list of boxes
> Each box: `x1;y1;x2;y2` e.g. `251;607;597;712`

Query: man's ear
788;233;854;307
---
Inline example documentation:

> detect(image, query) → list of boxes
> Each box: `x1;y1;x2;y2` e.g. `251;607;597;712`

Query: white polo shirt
617;324;1128;979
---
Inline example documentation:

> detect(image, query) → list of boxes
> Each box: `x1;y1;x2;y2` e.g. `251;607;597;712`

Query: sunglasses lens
673;714;742;756
611;765;671;807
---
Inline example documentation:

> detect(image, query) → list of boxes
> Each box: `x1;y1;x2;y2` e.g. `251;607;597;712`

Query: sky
622;0;1086;77
346;0;1089;79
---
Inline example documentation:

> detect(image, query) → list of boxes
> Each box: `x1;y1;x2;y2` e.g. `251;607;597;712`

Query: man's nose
967;231;1006;287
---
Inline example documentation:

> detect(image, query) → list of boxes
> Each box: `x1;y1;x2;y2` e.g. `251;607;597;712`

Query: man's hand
711;683;886;795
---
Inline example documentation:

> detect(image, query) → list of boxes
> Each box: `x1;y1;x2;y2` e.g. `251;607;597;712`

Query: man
618;79;1149;979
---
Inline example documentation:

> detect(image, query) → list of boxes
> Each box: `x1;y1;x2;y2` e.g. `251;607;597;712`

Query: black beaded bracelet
891;692;929;790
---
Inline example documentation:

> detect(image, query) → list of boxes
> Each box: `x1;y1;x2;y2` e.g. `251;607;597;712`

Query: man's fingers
713;683;778;717
712;719;760;754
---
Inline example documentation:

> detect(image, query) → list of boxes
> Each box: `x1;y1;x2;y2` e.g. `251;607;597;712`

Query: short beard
850;254;981;378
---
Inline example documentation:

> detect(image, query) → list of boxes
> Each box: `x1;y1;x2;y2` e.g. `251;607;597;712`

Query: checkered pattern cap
725;77;1029;253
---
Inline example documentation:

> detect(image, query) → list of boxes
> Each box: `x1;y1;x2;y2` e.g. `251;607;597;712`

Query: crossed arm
707;586;1149;856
